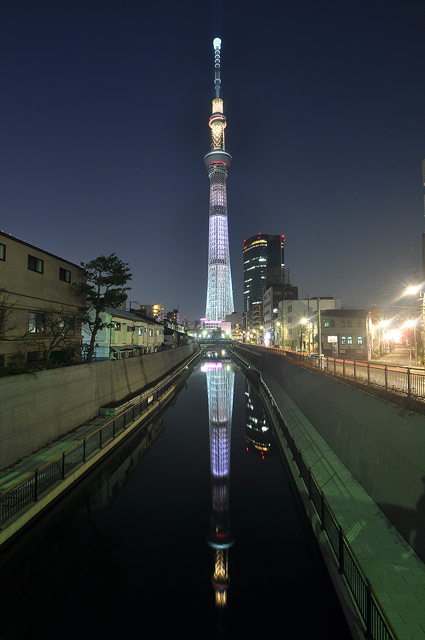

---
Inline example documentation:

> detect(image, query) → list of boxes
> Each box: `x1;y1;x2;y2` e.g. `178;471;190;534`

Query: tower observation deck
205;38;234;323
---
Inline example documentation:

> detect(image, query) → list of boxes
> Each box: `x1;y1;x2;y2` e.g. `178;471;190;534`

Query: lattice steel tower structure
205;38;234;322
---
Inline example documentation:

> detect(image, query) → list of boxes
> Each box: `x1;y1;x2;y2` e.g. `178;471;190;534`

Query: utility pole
318;297;322;357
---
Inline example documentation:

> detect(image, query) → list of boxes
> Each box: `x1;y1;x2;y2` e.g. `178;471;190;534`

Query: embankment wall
237;345;425;559
0;345;195;469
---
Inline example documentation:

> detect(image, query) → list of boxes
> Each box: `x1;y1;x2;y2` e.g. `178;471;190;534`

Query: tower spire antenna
204;38;234;324
213;37;222;99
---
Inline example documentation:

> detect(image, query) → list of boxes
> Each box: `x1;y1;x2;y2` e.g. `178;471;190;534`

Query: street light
377;320;389;355
275;321;281;348
404;285;424;366
405;318;419;364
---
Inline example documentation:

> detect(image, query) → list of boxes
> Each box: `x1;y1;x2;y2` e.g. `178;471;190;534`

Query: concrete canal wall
236;344;425;561
0;345;196;470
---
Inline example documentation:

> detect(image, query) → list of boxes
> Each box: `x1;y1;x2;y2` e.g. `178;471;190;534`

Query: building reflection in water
202;357;235;609
244;379;273;459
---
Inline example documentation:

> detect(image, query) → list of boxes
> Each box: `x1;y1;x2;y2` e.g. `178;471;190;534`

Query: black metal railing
0;350;202;529
228;346;399;640
264;347;425;401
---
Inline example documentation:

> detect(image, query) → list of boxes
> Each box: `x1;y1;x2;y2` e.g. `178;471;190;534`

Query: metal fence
269;348;425;400
229;346;399;640
0;351;200;529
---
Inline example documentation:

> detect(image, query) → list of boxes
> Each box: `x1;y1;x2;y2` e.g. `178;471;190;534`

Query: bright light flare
405;284;423;296
385;329;402;343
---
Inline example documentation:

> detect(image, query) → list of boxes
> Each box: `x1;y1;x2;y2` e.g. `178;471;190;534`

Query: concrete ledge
0;344;196;469
0;378;180;547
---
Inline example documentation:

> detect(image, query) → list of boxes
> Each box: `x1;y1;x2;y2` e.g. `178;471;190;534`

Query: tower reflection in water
202;356;235;608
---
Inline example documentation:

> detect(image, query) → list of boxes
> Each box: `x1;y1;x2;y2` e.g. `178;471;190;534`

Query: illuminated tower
205;38;234;322
203;360;235;608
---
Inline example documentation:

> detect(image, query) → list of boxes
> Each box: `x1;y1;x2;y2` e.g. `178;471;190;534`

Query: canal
0;355;351;639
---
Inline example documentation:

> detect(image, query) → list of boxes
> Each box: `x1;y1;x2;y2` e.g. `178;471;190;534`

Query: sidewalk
375;347;423;369
0;413;113;493
263;371;425;640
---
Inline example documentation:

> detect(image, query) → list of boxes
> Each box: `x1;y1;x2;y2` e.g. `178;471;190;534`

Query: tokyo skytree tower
205;38;234;322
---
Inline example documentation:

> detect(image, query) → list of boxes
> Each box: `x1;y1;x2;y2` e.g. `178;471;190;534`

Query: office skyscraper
205;38;234;323
243;233;285;312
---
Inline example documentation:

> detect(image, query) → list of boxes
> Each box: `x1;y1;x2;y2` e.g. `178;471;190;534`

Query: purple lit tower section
205;38;234;322
203;360;235;607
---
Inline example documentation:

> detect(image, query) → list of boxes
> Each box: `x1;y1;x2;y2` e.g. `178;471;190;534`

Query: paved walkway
262;371;425;640
0;413;113;493
375;347;423;369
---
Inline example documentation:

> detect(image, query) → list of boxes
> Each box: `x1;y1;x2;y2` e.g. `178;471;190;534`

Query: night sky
1;0;425;320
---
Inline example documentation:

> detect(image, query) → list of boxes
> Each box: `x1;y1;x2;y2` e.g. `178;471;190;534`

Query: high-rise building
205;38;234;323
243;233;285;313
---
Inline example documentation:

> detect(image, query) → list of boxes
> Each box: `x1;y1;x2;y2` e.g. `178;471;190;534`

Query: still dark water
0;358;349;639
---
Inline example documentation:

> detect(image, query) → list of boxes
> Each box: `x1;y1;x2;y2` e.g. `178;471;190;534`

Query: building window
288;329;292;335
59;267;71;282
346;319;352;327
347;336;353;345
27;351;44;363
0;243;5;261
340;319;346;327
115;322;121;331
0;309;5;335
138;327;144;336
357;336;363;345
149;329;153;337
288;305;292;313
341;336;347;345
324;321;330;327
357;319;363;327
127;325;135;333
29;312;45;334
62;316;76;332
330;320;335;327
28;255;44;273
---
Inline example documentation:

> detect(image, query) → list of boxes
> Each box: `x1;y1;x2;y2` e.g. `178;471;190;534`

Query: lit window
115;322;121;331
357;336;363;345
324;321;330;327
28;255;44;273
29;312;45;334
0;243;5;261
341;336;347;345
59;267;71;282
347;336;353;345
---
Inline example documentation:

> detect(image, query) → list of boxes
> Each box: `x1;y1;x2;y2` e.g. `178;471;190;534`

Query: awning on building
111;345;137;352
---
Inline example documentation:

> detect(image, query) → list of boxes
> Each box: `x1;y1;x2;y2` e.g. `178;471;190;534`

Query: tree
75;254;132;363
27;305;83;366
0;287;24;341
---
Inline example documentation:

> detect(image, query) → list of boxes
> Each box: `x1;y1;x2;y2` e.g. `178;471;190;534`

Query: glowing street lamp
404;284;425;366
377;319;389;355
405;318;419;363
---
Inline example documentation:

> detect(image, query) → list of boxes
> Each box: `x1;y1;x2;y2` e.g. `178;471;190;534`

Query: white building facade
277;298;341;352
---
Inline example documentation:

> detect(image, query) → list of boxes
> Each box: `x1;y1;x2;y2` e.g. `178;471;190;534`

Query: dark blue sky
1;0;425;319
